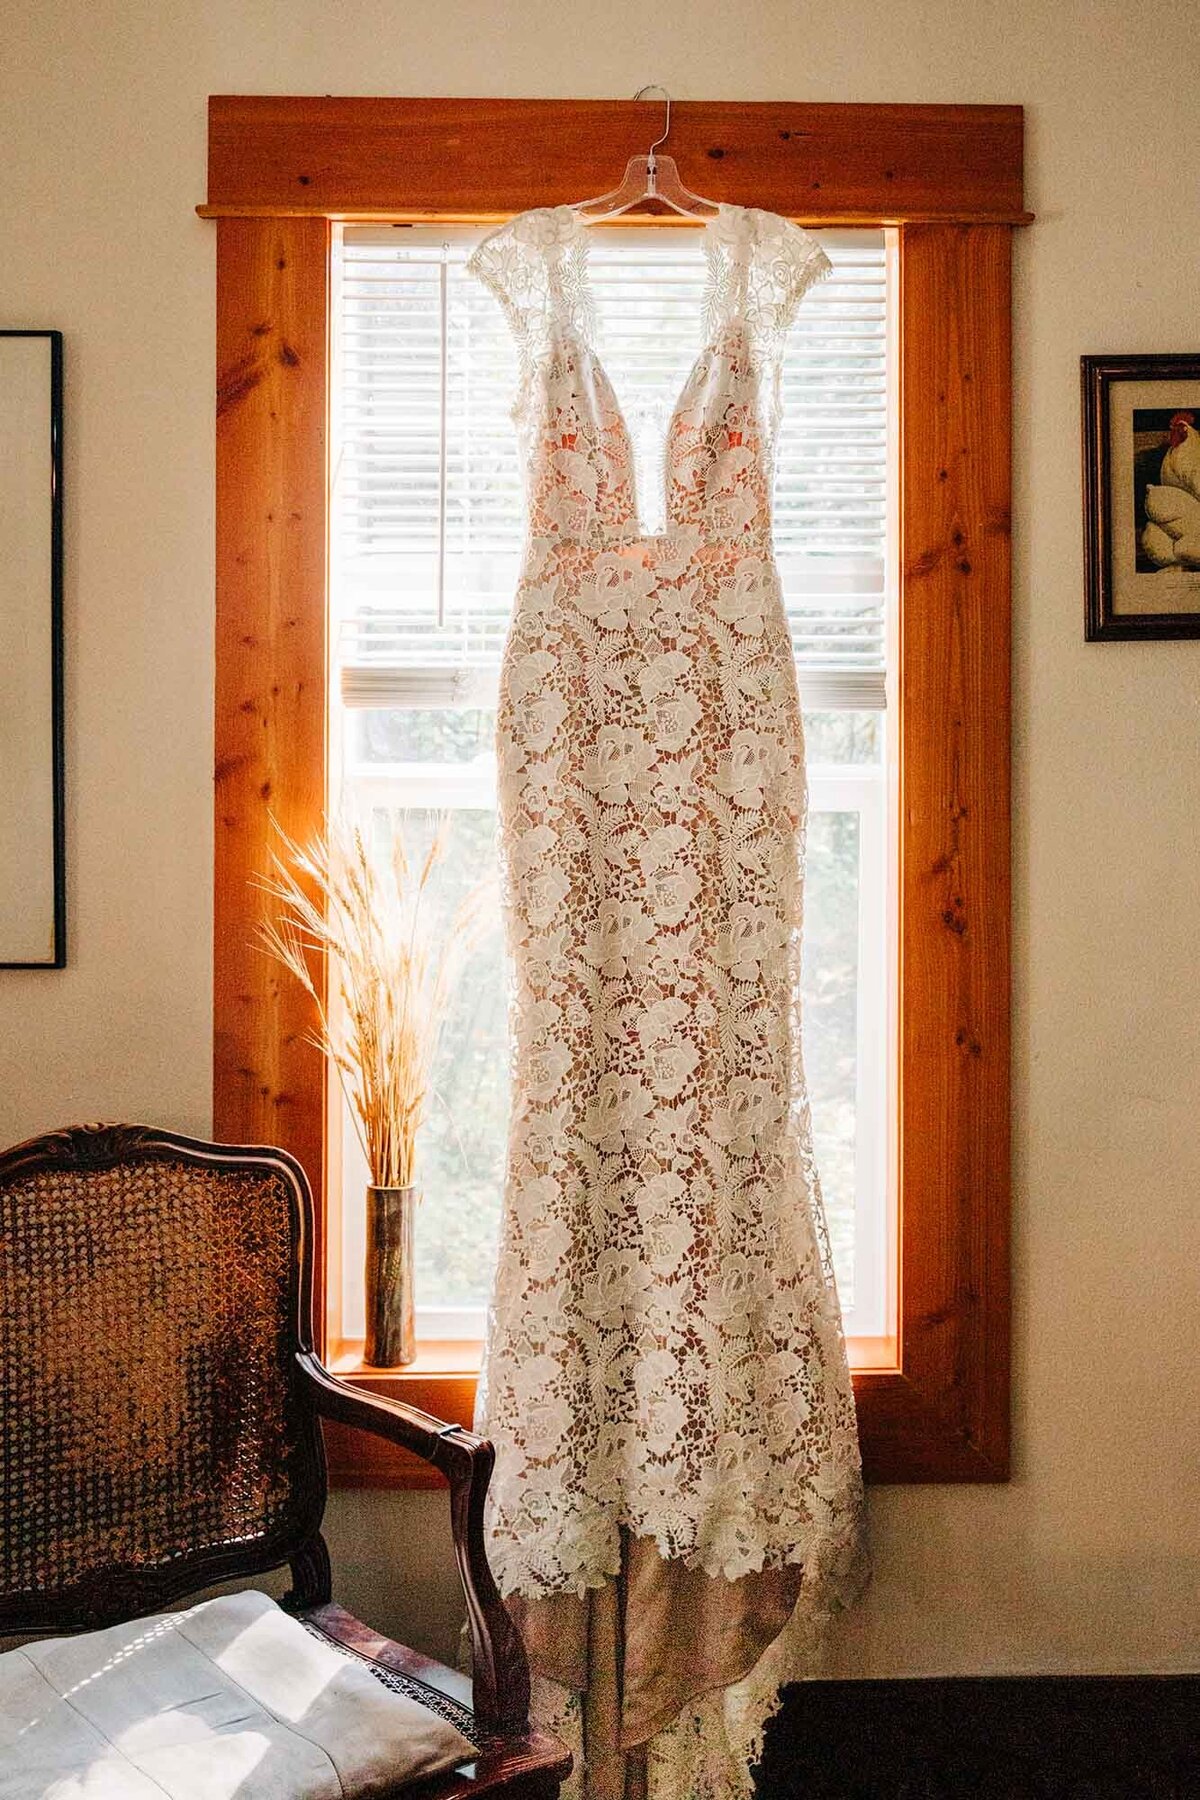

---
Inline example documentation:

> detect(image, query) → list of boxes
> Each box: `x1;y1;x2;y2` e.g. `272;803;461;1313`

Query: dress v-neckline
562;202;747;539
567;202;739;416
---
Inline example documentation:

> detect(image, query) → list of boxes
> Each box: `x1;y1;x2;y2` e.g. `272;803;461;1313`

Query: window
329;224;895;1348
207;95;1019;1484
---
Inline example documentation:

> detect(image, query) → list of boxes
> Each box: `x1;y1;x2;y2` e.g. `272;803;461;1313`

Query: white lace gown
469;204;868;1799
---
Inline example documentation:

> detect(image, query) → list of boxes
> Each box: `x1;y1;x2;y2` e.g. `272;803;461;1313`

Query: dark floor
755;1675;1200;1799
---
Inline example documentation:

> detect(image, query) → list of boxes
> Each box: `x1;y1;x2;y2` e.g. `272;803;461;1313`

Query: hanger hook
633;83;671;171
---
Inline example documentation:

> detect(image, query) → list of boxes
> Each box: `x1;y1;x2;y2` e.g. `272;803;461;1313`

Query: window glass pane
802;709;883;766
354;706;494;765
399;806;505;1311
801;808;861;1306
340;709;882;1325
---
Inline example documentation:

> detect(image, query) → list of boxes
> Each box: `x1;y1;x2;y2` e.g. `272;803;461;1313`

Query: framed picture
1083;353;1200;641
0;329;64;967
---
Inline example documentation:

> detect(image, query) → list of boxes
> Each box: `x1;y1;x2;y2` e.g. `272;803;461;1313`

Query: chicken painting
1140;411;1200;570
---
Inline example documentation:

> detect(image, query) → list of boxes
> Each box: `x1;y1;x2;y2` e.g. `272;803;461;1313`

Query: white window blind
334;224;890;714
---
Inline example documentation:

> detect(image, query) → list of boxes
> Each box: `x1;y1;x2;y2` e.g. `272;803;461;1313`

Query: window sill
322;1336;901;1490
323;1340;481;1489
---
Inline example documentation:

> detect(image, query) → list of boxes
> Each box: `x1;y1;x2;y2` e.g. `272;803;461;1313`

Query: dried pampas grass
258;817;491;1190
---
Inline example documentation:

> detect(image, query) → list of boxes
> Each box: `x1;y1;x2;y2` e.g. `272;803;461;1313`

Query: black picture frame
1082;353;1200;642
0;329;65;968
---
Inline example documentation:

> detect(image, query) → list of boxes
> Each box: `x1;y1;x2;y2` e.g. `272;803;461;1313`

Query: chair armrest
297;1352;530;1740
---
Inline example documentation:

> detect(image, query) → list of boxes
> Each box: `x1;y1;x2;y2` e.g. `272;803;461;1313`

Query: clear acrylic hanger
573;85;721;221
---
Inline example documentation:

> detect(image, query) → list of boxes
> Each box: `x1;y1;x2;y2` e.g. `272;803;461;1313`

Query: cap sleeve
770;216;833;334
466;207;584;369
746;211;832;350
466;219;538;337
707;208;831;362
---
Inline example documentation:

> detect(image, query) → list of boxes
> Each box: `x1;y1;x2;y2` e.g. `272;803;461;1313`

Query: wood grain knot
217;356;264;417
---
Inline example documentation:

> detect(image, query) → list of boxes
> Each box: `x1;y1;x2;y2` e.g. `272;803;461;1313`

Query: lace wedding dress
469;203;868;1800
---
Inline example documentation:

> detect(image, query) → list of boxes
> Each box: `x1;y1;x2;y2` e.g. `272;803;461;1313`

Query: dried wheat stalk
257;817;491;1190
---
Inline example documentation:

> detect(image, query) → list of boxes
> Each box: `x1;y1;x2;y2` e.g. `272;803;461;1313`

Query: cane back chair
0;1122;569;1798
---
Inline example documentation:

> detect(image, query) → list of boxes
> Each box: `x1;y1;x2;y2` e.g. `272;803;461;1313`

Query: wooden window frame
204;96;1026;1488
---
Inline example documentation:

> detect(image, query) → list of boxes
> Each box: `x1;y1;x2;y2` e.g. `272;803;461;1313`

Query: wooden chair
0;1122;570;1799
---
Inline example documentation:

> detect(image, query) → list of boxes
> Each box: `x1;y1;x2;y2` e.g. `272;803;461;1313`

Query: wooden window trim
206;97;1024;1489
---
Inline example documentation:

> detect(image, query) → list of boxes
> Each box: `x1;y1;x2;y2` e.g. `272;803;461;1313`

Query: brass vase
363;1184;417;1367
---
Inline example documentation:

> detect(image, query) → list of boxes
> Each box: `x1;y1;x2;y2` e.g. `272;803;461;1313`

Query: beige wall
2;0;1198;1678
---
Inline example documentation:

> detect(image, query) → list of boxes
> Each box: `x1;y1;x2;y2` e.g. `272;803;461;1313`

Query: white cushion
0;1589;476;1798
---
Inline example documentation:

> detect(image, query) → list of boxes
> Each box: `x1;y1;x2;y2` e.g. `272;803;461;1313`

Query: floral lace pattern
468;206;867;1611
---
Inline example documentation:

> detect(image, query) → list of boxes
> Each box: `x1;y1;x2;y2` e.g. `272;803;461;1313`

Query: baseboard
756;1674;1200;1798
